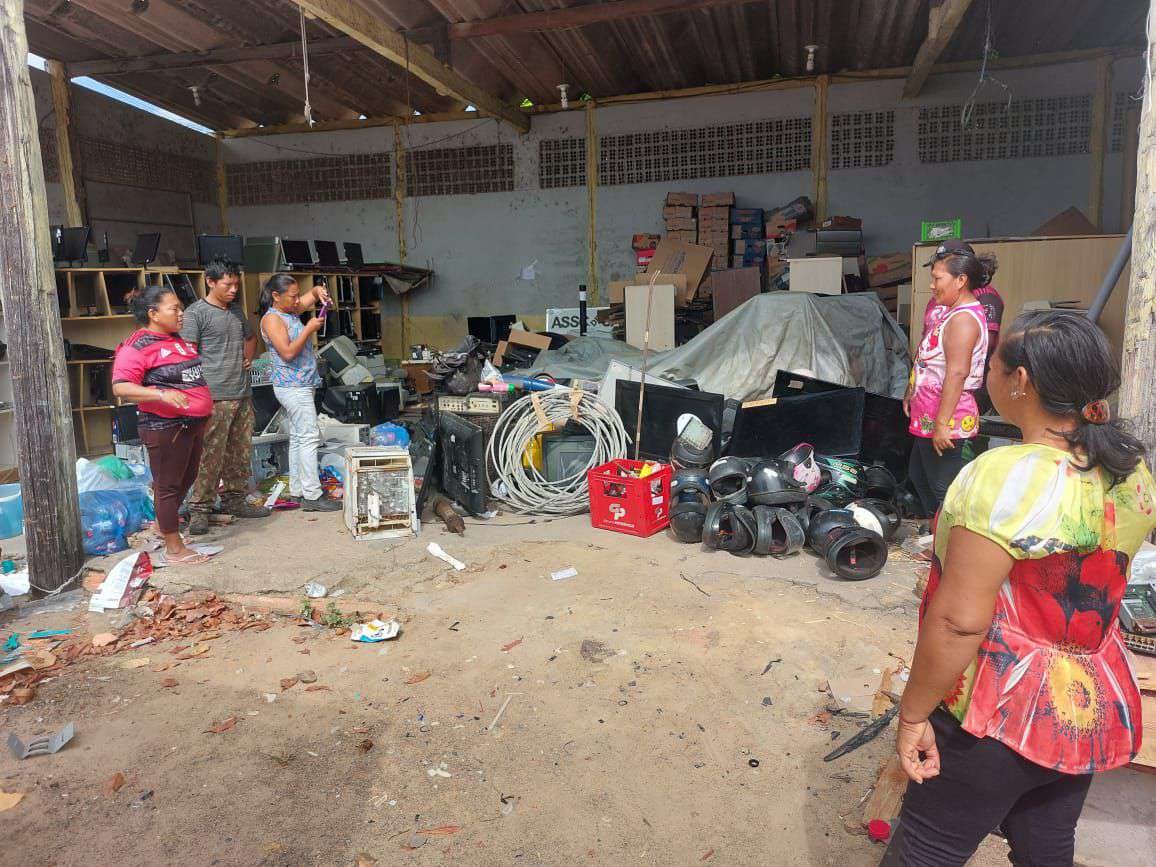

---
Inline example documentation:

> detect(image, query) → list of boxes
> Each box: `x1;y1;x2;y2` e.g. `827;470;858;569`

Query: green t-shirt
180;299;252;401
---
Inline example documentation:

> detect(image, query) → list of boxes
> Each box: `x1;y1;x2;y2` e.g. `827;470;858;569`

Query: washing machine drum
669;501;708;543
779;443;822;493
708;457;750;504
824;527;888;581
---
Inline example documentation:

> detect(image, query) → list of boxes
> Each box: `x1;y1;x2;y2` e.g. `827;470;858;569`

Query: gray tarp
519;292;911;401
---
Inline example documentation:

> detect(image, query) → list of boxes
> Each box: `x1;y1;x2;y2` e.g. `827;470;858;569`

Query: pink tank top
908;301;988;440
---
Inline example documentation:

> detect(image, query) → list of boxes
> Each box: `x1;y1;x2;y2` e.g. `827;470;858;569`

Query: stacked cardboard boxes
731;209;767;270
663;192;699;244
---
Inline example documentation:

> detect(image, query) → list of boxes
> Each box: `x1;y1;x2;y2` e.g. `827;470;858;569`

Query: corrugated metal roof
23;0;1147;131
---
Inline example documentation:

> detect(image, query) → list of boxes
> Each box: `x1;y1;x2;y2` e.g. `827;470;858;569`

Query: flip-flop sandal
155;551;211;568
190;544;224;556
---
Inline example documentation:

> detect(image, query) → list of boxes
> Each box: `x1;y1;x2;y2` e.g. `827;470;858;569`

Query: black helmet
669;501;708;543
708;457;749;504
786;495;830;535
824;527;888;580
849;498;901;542
806;508;860;554
862;465;899;502
703;501;754;552
779;443;821;493
670;436;714;471
671;468;711;506
895;486;925;520
746;459;802;506
753;506;806;557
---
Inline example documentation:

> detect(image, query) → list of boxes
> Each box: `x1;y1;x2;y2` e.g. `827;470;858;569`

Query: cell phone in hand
317;300;332;320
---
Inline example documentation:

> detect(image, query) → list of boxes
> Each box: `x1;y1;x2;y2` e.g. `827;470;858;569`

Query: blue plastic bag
79;489;156;556
369;422;410;448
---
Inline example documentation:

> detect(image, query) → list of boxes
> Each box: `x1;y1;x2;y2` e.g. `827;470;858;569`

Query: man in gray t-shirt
180;258;271;533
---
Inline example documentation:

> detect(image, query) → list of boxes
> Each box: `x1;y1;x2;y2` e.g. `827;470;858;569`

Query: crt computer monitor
197;234;244;267
280;239;314;267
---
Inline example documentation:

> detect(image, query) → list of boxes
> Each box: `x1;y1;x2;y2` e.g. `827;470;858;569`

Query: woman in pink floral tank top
903;241;997;516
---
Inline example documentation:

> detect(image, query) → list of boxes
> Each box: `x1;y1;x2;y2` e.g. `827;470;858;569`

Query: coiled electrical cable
486;388;629;515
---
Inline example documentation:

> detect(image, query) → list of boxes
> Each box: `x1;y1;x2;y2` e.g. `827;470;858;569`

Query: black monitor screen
131;232;161;265
315;240;341;267
58;226;91;263
343;242;364;268
615;380;724;462
197;234;244;267
281;239;313;266
439;411;487;516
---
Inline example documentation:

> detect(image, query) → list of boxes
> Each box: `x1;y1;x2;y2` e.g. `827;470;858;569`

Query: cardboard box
712;267;763;319
866;252;913;287
733;239;767;256
625;283;676;351
731;224;764;240
701;192;736;207
788;257;843;295
636;249;656;267
700;206;732;220
666;230;698;245
665;192;699;207
765;216;798;238
731;208;765;225
632;233;661;251
494;328;552;365
609;274;689;306
664;217;697;232
662;205;695;220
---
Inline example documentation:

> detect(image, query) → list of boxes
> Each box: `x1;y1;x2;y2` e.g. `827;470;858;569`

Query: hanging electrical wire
298;4;315;127
487;388;628;515
960;0;1011;130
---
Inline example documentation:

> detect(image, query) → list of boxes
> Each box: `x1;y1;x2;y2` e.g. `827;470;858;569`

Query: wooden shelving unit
56;266;206;457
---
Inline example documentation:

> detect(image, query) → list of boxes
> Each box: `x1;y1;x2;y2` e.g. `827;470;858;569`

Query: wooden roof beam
294;0;529;133
68;36;361;77
903;0;976;98
407;0;760;42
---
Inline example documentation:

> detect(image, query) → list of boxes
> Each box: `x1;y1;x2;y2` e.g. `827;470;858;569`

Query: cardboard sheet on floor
615;380;724;462
624;284;676;351
729;389;865;458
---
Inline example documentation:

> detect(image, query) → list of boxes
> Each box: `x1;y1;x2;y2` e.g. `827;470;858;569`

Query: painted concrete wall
223;56;1142;351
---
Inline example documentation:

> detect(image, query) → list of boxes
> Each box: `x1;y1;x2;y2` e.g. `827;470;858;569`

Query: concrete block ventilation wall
220;56;1142;350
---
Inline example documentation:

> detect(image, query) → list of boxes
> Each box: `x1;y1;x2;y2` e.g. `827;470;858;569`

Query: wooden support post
214;135;229;233
46;59;84;226
1089;55;1112;230
0;0;85;593
393;120;409;354
812;75;829;222
1119;8;1156;470
1123;106;1141;232
585;100;600;306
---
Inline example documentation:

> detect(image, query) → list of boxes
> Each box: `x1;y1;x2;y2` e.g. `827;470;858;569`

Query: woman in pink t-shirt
904;242;997;516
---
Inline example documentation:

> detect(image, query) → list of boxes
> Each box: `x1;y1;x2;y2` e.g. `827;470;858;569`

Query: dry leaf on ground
103;772;126;796
357;739;374;752
280;677;299;691
9;687;35;706
419;825;462;837
501;638;523;652
151;661;175;673
305;684;331;692
0;791;24;812
404;672;431;685
92;633;117;648
25;650;56;670
160;677;178;689
205;716;238;734
121;658;151;669
354;854;377;867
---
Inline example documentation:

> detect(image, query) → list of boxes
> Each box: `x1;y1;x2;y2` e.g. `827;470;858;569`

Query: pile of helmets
668;442;899;581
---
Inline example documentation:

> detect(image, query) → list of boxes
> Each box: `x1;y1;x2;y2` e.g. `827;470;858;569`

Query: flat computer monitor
197;234;244;267
56;226;91;264
314;240;341;268
280;239;314;267
343;242;364;269
131;232;161;266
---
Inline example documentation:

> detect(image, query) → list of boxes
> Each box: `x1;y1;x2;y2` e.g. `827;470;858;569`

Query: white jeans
273;386;322;501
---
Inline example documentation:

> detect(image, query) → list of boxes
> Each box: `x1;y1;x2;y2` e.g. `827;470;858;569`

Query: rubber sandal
190;544;223;556
155;551;211;568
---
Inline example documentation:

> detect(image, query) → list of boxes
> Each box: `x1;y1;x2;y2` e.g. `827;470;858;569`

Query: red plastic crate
587;459;671;538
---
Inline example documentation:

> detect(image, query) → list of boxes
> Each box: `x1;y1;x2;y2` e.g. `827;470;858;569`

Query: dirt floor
0;508;1144;866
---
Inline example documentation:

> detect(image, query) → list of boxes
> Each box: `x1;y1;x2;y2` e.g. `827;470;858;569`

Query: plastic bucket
0;483;24;539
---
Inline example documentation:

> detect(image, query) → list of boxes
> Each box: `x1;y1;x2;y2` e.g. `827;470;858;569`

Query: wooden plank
903;0;977;98
440;0;758;40
812;75;829;223
0;0;86;592
862;756;908;827
67;36;359;77
1089;55;1112;230
46;60;83;226
1123;106;1141;232
393;119;408;354
294;0;529;133
586;101;600;306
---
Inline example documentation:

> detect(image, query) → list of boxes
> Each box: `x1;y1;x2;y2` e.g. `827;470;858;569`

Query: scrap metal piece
7;722;75;760
823;706;898;762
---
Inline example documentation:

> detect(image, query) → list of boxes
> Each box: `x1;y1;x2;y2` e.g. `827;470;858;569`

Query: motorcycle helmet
824;527;888;581
779;443;822;493
702;501;754;552
847;502;885;538
862;465;899;502
669;501;708;543
670;436;714;471
849;498;901;542
805;508;861;554
746;459;804;506
671;468;712;506
708;457;749;504
753;506;806;557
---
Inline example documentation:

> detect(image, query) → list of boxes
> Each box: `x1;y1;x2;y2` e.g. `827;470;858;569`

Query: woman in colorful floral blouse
882;311;1154;866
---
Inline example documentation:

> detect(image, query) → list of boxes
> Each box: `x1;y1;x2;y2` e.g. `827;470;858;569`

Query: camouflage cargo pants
188;398;254;513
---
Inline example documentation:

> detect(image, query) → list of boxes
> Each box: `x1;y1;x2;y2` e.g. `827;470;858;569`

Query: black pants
907;437;966;518
879;710;1093;867
141;420;206;535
